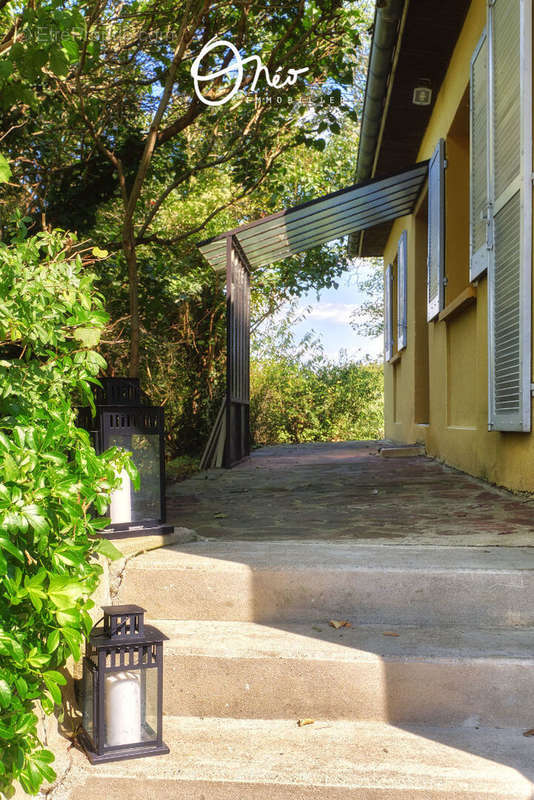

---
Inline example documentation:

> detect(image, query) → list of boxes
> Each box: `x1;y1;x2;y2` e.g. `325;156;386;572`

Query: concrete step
56;717;534;799
380;445;426;457
116;541;534;627
159;620;534;726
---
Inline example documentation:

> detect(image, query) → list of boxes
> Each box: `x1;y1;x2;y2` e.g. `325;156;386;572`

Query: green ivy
0;221;135;798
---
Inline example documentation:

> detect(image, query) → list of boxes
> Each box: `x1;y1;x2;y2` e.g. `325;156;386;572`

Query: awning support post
223;235;251;468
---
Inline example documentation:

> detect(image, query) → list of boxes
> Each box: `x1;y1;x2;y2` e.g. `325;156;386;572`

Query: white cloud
296;302;359;324
324;338;384;363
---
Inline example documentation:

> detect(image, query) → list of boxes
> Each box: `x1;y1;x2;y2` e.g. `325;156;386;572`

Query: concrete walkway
49;442;534;799
167;440;534;546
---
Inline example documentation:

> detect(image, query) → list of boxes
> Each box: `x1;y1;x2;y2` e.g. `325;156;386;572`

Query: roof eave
348;0;406;258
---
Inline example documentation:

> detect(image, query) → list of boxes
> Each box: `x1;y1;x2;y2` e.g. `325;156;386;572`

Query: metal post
224;235;251;467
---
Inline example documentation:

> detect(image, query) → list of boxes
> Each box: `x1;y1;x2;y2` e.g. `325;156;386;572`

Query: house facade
353;0;534;491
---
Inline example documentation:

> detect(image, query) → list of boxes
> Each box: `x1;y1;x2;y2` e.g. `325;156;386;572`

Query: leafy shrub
250;317;383;445
166;454;200;483
0;223;132;797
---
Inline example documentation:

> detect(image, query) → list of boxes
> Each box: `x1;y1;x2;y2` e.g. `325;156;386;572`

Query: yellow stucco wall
382;0;534;491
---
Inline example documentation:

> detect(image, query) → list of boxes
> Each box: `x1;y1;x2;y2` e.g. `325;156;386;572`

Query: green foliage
98;111;369;458
166;454;200;483
0;0;376;459
97;267;228;459
0;224;132;798
0;4;87;112
0;0;367;232
0;154;11;184
250;315;383;445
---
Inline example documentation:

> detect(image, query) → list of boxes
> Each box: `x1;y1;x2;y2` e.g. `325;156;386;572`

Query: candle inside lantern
109;467;132;525
105;671;141;746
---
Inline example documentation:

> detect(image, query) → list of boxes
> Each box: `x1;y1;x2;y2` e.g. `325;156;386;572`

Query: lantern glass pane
108;432;161;523
82;661;96;744
103;666;158;748
142;666;159;739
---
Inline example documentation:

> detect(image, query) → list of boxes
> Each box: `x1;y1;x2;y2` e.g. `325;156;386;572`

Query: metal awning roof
197;161;428;270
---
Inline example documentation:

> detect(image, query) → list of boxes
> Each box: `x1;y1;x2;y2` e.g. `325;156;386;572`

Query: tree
1;0;365;375
90;117;364;458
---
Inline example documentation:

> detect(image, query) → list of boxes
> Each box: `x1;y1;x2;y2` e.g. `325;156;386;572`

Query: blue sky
289;266;383;363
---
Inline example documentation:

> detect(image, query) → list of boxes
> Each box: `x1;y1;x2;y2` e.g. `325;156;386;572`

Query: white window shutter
385;263;393;362
427;139;446;321
488;0;532;432
470;30;489;281
397;230;408;350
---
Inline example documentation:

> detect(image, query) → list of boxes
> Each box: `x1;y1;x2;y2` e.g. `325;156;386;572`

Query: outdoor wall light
412;78;432;106
78;377;172;538
80;605;169;764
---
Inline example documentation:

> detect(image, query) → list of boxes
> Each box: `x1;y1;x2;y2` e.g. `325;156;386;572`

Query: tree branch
124;0;207;225
136;142;294;247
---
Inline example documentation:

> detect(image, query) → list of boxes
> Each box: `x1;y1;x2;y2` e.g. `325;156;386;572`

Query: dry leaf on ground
329;620;351;629
297;719;315;727
523;729;534;737
383;631;400;637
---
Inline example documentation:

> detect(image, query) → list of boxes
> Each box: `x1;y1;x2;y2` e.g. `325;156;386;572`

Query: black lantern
78;377;172;538
80;605;169;763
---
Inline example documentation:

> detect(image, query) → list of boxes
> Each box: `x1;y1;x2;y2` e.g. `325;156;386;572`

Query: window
414;189;430;424
385;229;408;362
486;0;532;432
397;230;408;350
427;139;445;320
470;30;488;281
385;263;394;362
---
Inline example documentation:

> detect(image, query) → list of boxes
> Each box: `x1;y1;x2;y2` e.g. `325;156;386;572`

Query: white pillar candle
105;671;141;746
110;467;132;525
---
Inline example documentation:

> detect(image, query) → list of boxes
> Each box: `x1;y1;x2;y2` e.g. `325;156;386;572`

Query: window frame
469;28;489;282
385;263;394;362
427;139;446;321
397;230;408;350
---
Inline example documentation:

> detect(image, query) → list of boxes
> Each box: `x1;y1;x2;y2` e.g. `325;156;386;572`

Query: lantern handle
89;616;104;635
90;614;131;637
114;618;129;635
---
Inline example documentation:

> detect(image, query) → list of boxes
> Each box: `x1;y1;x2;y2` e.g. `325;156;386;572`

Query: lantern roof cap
101;604;146;616
89;623;169;649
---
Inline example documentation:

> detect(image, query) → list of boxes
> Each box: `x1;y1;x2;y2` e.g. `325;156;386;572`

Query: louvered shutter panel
427;139;445;321
397;230;408;350
488;0;532;431
470;31;489;281
385;264;393;362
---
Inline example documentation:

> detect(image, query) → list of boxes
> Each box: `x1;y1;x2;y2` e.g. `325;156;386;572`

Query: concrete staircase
57;542;534;799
